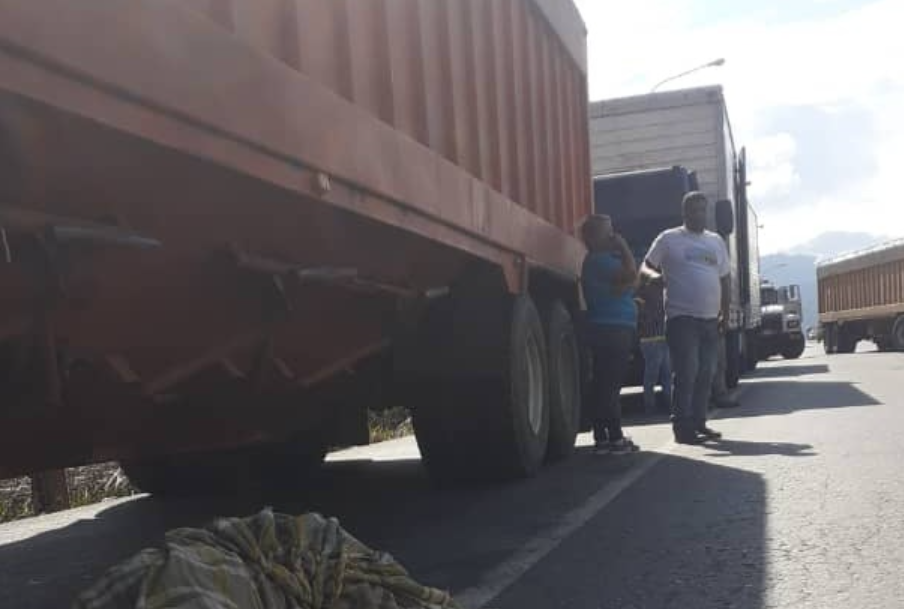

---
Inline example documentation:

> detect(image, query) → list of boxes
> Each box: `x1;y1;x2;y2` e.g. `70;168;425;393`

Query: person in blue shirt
580;214;640;455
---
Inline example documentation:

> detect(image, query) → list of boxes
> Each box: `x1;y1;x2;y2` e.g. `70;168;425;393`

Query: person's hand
718;312;728;335
611;233;630;252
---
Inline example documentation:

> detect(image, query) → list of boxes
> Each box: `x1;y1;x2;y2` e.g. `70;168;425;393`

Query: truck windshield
761;289;779;305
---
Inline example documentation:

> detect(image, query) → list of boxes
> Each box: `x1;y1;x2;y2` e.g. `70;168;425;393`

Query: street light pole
651;58;726;92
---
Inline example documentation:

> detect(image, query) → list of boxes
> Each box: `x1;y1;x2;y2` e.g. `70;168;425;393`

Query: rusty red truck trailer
0;0;591;490
818;239;904;354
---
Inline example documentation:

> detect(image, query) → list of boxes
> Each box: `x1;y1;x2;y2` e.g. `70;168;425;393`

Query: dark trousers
586;324;635;445
666;316;720;433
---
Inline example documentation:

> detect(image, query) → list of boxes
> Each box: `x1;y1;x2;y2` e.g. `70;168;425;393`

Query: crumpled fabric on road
73;509;463;609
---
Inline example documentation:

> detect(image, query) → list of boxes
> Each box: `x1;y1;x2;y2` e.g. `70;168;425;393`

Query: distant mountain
787;231;891;261
760;231;888;331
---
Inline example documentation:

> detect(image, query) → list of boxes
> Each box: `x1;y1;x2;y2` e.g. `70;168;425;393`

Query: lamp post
651;58;726;92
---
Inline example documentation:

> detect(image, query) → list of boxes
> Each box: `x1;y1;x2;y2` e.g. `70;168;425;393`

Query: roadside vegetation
1;409;414;523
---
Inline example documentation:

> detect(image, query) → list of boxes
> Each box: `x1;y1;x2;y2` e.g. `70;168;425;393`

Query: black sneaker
609;437;640;455
696;426;723;440
593;443;610;456
674;432;705;445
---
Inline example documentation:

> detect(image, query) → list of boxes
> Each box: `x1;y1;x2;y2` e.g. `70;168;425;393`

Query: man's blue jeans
639;339;671;413
666;316;720;431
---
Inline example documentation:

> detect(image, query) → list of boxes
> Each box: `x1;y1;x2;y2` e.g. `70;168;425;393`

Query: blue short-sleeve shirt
581;252;637;328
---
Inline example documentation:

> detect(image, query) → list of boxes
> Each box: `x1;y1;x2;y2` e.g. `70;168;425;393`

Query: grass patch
2;411;415;523
369;407;413;443
0;464;137;524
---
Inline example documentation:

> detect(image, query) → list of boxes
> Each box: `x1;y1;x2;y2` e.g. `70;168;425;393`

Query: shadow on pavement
0;448;770;609
722;379;881;419
747;364;830;379
619;393;672;427
703;439;817;458
493;452;768;609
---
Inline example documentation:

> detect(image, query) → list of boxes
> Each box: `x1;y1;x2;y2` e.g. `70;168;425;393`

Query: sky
573;0;904;254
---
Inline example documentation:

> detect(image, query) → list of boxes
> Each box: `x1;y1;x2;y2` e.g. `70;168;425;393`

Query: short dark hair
682;191;708;210
580;214;611;240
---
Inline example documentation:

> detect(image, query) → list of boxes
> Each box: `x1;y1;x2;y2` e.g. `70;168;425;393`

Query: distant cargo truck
758;282;805;360
818;239;904;353
589;86;762;387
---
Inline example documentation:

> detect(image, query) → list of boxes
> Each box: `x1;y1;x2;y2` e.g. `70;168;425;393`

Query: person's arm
640;233;665;282
640;262;662;282
612;234;638;288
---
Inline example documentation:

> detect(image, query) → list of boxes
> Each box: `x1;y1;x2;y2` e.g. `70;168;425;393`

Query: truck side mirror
789;285;801;301
715;199;734;236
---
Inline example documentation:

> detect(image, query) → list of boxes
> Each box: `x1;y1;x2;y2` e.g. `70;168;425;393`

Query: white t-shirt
645;227;731;320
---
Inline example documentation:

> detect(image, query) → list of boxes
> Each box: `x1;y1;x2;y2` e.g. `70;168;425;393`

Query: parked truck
0;0;592;492
818;239;904;353
757;282;806;360
589;86;762;387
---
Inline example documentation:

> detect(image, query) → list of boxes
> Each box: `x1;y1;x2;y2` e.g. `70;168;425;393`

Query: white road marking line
455;444;677;608
456;382;753;608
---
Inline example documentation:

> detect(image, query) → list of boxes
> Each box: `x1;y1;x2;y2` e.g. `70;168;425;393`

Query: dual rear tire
402;290;581;483
824;324;857;355
780;336;806;360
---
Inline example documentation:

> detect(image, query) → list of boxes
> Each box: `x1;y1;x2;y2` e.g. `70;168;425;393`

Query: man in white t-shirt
642;191;731;444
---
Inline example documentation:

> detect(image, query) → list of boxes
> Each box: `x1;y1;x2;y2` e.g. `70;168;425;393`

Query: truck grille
762;314;783;333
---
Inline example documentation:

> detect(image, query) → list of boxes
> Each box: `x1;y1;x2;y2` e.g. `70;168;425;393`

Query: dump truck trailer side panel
818;240;904;353
0;0;591;481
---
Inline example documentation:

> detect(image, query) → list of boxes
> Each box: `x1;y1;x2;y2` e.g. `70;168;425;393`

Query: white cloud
747;133;800;201
575;0;904;254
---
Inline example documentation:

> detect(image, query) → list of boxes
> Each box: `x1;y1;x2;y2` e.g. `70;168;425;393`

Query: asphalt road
2;342;903;609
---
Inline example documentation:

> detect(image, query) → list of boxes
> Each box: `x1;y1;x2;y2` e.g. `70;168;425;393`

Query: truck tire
837;327;858;354
121;449;254;496
744;334;759;372
542;301;581;461
891;316;904;351
251;437;328;492
409;293;550;482
781;336;806;360
120;460;177;495
725;331;741;389
824;324;837;355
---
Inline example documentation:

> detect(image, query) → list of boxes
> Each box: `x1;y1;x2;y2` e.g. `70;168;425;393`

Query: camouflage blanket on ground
74;509;462;609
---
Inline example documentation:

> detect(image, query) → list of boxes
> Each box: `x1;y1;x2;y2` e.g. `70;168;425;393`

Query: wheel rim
525;333;544;436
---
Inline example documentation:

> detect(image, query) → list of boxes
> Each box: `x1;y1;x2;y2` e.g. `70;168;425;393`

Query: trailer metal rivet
315;172;332;195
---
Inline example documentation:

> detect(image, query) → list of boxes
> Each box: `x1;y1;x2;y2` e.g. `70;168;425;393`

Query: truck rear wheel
891;316;904;351
409;293;550;482
824;324;838;355
781;336;806;360
743;333;759;372
121;448;254;496
542;301;581;461
837;327;858;354
725;331;741;389
251;437;328;493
